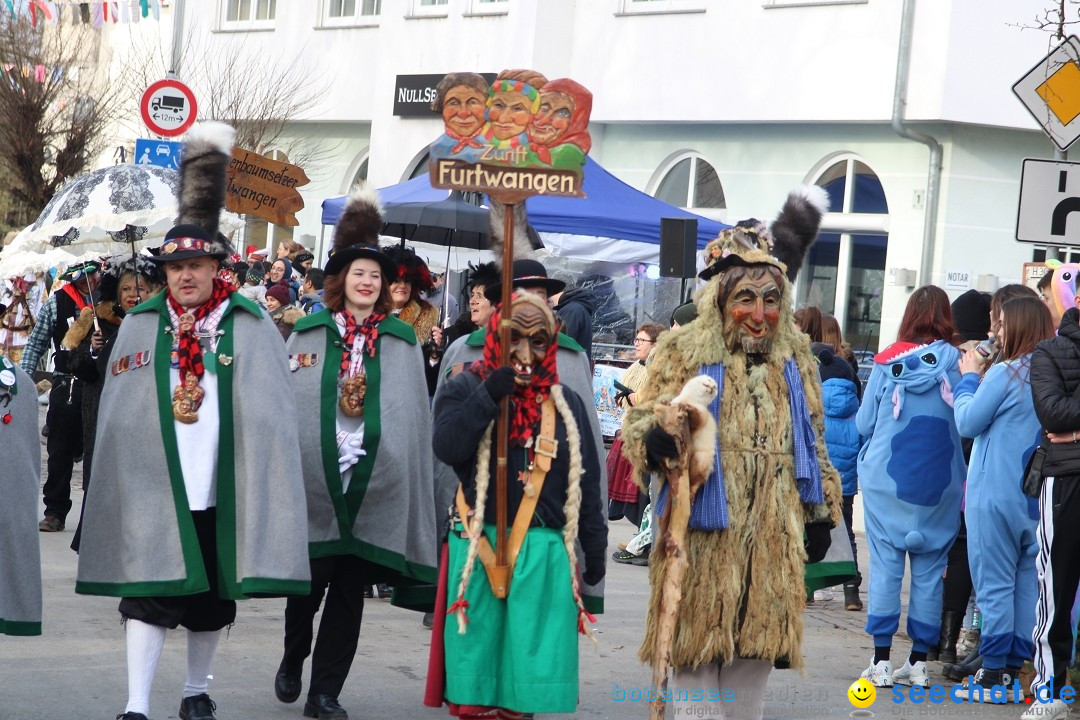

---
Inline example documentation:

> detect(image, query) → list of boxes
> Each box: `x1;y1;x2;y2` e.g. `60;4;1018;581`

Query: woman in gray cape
276;189;439;720
0;356;41;636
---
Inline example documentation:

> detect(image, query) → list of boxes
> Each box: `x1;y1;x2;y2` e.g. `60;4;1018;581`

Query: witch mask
508;293;556;385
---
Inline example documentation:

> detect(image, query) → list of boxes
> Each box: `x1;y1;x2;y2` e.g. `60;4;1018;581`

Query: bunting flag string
0;2;164;26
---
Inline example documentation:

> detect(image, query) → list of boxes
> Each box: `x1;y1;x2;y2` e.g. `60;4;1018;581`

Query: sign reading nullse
1017;158;1080;246
393;73;495;117
1013;35;1080;151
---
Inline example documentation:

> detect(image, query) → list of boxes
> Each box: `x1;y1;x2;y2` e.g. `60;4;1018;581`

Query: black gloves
804;521;832;564
583;555;606;586
644;426;678;469
482;366;517;402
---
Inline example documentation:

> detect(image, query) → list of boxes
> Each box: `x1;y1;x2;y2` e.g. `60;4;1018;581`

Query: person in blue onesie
952;295;1052;700
856;285;967;688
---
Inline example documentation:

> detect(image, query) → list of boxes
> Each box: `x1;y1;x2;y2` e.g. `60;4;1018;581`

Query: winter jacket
811;343;861;496
554;287;599;360
1030;307;1080;476
299;291;325;314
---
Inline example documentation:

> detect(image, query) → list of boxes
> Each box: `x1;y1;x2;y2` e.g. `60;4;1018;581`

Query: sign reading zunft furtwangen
428;69;592;198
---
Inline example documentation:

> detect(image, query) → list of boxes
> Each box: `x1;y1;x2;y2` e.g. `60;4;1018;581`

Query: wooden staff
496;203;515;568
649;405;693;720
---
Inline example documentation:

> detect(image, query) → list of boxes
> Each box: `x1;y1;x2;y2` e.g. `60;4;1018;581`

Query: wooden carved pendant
339;374;366;417
172;374;205;424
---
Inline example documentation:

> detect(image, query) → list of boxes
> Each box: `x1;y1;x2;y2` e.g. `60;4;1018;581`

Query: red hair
896;285;957;346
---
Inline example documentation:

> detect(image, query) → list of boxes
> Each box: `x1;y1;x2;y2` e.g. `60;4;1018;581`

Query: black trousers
118;509;237;632
842;495;861;587
283;555;371;699
942;514;972;614
1033;476;1080;699
43;378;83;521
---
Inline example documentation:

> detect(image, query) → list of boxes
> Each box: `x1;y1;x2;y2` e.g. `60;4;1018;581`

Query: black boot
843;583;863;611
937;609;963;664
943;649;982;682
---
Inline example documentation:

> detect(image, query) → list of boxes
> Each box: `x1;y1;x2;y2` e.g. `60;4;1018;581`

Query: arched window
652;153;726;211
796;154;889;355
405;150;431;181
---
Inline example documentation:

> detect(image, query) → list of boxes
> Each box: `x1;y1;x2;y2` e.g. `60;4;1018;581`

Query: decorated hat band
160;237;212;256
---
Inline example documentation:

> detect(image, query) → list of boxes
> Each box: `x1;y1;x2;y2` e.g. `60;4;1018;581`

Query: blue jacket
822;377;861;496
953;358;1041;523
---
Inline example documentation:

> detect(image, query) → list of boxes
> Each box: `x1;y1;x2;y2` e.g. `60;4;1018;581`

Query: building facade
147;0;1062;351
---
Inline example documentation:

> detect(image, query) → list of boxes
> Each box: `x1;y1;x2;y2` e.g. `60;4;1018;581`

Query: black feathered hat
324;188;396;279
381;244;434;292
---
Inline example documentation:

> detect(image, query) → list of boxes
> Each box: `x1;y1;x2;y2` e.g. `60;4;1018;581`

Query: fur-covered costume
397;298;439;349
620;189;842;673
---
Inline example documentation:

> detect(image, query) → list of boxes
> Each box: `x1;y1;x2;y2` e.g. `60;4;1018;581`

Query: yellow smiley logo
848;678;876;708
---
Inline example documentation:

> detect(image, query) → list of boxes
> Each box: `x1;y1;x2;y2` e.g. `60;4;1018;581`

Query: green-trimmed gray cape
287;311;438;607
76;291;311;599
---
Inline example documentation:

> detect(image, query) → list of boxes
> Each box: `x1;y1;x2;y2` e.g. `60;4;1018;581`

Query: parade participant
952;295;1051;700
20;258;101;532
75;122;311;720
276;189;439;720
856;286;966;688
381;244;439;350
427;291;606;718
436;253;608;616
428;261;499;396
63;255;162;552
1;273;40;364
0;356;42;636
620;187;838;720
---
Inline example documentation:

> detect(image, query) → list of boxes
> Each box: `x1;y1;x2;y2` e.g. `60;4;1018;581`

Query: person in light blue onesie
856;286;967;688
952;295;1052;699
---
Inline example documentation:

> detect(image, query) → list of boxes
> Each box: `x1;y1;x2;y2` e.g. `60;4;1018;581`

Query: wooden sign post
428;69;592;575
225;148;309;226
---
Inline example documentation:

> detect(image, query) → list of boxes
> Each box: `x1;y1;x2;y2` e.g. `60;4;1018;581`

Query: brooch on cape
172;373;205;424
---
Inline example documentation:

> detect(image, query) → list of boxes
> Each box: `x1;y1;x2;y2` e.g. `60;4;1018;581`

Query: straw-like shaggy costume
620;186;841;671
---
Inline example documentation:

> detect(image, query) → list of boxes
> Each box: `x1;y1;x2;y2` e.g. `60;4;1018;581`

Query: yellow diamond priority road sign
1014;35;1080;151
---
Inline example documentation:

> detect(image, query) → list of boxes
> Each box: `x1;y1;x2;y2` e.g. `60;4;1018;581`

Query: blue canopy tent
319;157;727;266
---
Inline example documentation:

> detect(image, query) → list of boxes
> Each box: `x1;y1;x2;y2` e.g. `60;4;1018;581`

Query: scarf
60;283;90;311
166;279;232;387
445;126;484;155
469;306;559;447
530;78;593;165
337;309;386;377
654;359;823;531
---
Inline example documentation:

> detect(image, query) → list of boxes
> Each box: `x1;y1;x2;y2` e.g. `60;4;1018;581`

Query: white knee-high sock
125;619;167;716
184;629;222;698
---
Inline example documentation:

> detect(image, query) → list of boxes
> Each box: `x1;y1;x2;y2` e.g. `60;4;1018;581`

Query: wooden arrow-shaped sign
226;148;309;226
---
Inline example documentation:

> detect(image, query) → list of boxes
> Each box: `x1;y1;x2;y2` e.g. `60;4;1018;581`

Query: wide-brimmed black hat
148;224;229;264
324;245;398;280
324;188;397;280
484;258;566;302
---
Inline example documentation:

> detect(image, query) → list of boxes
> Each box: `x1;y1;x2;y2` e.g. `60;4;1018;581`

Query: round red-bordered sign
140;79;198;137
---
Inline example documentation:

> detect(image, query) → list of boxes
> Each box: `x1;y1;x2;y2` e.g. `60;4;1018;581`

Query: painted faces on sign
488;89;534;141
442;84;487;138
722;267;783;355
529;91;574;147
508;299;555;385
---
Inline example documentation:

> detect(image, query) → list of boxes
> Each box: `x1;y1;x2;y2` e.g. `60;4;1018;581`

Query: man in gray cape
76;122;310;720
0;356;42;636
434;258;607;615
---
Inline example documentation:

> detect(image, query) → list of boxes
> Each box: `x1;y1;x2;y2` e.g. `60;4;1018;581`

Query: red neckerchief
167;279;232;387
338;309;386;377
445;127;484;155
469;300;559;447
60;283;90;311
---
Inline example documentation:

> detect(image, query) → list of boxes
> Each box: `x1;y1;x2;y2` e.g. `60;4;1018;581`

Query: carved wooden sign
428;70;592;201
225;148;309;227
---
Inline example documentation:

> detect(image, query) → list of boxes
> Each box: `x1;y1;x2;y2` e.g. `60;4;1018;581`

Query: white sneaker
814;589;834;602
860;659;893;687
1021;699;1071;719
892;660;929;688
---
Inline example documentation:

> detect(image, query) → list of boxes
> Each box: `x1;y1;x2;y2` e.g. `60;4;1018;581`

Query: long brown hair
794;306;824;342
322;259;392;314
897;286;956;345
820;314;854;361
990;283;1039;336
1000;295;1054;362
